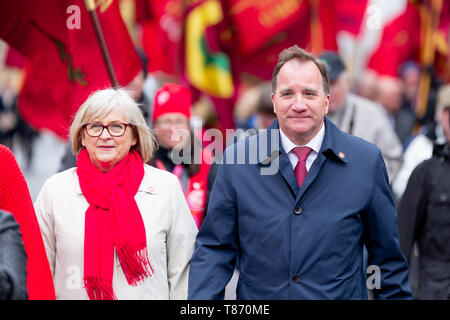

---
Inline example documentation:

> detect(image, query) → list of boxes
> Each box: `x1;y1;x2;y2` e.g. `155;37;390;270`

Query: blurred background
0;0;449;200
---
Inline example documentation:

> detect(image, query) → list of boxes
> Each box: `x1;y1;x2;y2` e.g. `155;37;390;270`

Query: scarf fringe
117;244;154;286
84;277;117;300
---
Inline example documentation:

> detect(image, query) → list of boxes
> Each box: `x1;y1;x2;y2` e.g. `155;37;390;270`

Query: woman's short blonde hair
69;88;157;163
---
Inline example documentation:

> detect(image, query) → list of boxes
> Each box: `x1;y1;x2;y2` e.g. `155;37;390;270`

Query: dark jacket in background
398;143;450;300
0;210;28;300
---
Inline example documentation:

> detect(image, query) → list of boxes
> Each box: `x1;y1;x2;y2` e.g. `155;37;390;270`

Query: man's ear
271;93;277;114
324;94;330;115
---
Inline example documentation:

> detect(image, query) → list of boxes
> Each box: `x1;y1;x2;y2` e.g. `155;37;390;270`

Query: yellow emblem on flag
185;0;234;98
84;0;113;13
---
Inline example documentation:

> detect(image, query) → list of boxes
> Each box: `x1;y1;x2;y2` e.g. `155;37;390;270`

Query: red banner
336;0;369;36
140;0;183;74
367;1;421;76
0;0;141;139
229;0;309;57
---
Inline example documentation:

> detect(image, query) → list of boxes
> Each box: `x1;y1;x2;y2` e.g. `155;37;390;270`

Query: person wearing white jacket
34;88;197;300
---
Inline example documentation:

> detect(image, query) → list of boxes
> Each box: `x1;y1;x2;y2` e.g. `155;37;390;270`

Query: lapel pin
193;182;201;189
339;152;345;159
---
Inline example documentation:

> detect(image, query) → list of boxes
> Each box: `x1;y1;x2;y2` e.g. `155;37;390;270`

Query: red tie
293;146;312;188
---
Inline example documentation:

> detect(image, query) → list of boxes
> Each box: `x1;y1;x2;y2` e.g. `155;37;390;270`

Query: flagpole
415;0;443;120
84;0;118;88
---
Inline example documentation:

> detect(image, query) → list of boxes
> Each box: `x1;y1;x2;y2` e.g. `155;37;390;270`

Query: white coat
35;164;198;300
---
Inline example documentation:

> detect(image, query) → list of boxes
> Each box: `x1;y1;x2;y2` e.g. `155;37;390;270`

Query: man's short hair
257;82;274;115
271;45;329;95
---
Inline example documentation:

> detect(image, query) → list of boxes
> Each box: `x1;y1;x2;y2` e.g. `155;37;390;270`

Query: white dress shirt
279;122;325;171
34;164;198;300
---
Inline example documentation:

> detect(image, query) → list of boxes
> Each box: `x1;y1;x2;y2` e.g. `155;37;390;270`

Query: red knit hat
152;83;191;122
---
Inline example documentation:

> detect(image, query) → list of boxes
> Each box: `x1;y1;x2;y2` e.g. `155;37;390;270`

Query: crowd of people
0;43;449;300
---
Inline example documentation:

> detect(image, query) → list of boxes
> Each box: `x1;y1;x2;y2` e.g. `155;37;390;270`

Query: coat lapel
296;118;349;202
278;148;300;197
258;118;349;200
258;120;299;197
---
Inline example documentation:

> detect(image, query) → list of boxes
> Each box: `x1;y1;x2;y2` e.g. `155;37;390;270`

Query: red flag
228;0;310;57
140;0;183;75
228;0;312;81
4;46;26;69
335;0;369;36
134;0;152;23
226;0;338;81
0;0;141;140
182;0;236;130
311;0;339;54
0;0;73;138
69;0;142;109
366;1;421;76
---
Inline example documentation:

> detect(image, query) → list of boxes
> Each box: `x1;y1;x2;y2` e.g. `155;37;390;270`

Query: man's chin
282;125;311;137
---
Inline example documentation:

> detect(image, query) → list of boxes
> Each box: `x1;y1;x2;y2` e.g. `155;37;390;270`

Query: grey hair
69;88;157;163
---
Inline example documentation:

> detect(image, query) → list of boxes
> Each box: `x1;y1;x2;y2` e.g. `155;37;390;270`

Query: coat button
292;275;300;283
294;206;302;215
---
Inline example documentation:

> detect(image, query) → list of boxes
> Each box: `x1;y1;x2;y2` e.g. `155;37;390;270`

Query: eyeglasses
83;122;130;137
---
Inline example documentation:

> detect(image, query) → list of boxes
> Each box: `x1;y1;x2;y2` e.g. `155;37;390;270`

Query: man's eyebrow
279;88;293;94
303;87;318;92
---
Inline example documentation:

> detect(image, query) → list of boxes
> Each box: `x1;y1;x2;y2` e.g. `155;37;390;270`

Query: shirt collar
279;122;325;155
258;118;348;166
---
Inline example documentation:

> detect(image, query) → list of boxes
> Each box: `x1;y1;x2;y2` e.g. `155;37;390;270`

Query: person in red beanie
0;144;55;299
151;83;217;229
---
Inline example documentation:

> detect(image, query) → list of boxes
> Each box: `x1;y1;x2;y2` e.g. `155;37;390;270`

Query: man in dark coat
398;84;450;300
188;45;412;300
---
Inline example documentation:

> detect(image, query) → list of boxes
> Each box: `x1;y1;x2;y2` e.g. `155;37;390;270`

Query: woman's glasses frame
83;122;131;137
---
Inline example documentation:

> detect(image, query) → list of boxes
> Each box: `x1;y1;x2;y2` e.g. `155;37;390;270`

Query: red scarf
76;148;153;300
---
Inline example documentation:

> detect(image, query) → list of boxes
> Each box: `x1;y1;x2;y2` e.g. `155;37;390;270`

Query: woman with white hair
34;88;197;300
